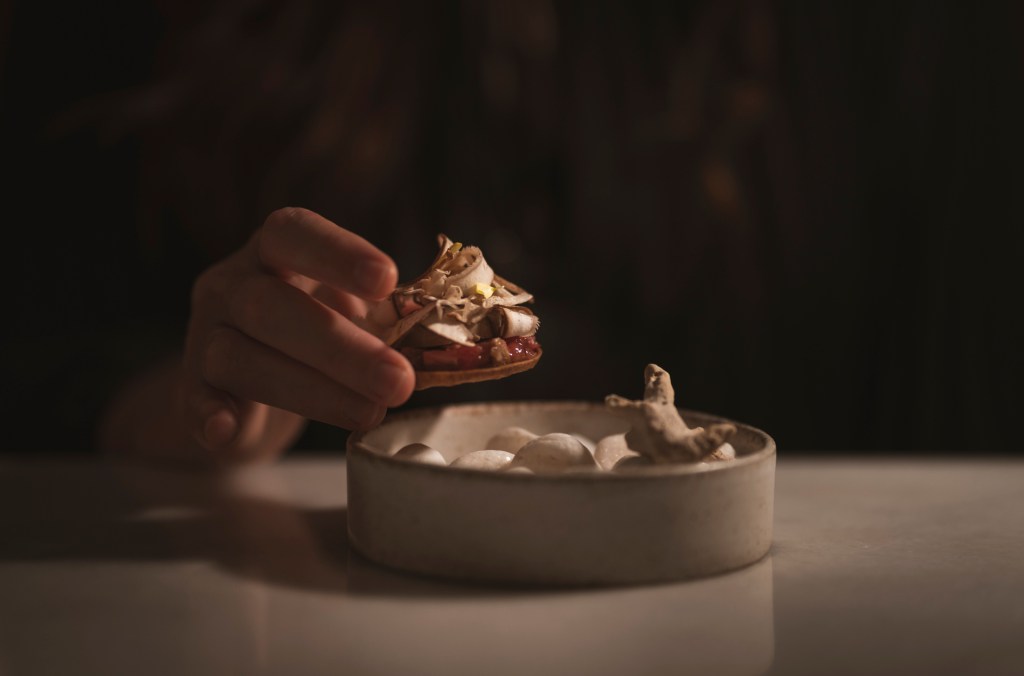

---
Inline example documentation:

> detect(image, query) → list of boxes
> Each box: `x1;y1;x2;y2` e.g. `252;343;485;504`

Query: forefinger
253;207;398;300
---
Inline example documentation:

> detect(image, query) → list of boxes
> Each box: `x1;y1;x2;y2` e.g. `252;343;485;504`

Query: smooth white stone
613;454;654;471
503;466;534;475
485;427;538;454
594;433;639;471
572;434;596;454
450;450;515;471
707;442;737;462
392;443;447;466
510;433;598;474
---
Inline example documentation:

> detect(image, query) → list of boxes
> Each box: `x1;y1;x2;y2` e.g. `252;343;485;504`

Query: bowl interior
357;401;770;465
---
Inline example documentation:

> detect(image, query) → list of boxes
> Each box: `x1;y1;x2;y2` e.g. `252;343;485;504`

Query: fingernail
204;410;238;448
347;397;383;430
370;361;408;405
354;259;394;298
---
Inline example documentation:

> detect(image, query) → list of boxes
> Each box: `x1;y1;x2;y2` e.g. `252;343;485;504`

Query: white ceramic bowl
347;401;776;586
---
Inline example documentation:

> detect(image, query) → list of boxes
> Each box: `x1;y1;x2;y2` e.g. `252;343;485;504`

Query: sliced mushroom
495;307;540;337
444;246;495;294
420;316;477;347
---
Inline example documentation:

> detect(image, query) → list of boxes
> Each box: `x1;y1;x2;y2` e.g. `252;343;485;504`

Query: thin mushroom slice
420;316;477;347
493;307;540;338
379;303;435;346
444;246;495;294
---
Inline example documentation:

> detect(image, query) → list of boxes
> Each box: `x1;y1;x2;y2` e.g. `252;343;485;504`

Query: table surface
1;455;1021;676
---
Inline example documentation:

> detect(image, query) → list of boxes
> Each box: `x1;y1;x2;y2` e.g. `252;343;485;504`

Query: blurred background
2;0;1022;453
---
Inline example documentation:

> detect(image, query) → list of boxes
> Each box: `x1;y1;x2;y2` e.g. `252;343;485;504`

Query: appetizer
363;235;541;389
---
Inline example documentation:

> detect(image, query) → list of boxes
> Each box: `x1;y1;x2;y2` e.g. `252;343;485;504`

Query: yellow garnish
473;282;494;299
450;242;463;254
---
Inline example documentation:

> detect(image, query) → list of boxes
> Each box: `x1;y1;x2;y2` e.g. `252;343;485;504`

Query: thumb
185;379;241;452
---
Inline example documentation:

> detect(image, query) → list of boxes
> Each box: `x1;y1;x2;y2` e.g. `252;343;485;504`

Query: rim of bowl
347;400;776;482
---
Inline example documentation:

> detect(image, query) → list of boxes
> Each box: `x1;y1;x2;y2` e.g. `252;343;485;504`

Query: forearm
97;354;202;463
97;354;309;465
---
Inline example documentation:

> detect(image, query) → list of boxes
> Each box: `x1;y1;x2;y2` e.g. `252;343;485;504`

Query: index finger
253;207;398;300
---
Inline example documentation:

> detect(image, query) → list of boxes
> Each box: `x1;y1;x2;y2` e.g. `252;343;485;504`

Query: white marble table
0;456;1021;676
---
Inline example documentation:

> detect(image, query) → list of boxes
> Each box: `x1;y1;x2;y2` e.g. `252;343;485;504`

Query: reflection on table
1;456;1021;676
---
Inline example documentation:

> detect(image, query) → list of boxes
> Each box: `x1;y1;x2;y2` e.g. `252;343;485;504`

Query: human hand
182;207;414;463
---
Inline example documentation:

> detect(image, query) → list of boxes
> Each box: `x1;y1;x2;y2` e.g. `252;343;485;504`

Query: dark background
2;0;1022;453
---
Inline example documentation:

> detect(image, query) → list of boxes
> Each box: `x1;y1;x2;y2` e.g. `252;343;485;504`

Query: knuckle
190;265;224;310
265;206;305;228
261;207;290;238
259;207;307;257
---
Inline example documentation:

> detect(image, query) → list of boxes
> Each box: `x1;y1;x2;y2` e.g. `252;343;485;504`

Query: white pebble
485;427;538;454
707;442;737;462
572;434;596;454
504;466;534;475
392;443;447;466
594;433;639;471
510;433;598;474
613;454;654;471
450;450;515;471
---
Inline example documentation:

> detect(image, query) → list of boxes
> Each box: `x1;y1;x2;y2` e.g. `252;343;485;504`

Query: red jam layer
404;336;541;371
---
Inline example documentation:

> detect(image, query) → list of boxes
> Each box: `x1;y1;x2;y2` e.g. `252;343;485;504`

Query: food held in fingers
362;235;541;389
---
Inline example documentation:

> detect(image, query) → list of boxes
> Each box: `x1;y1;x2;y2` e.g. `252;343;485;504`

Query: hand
179;207;413;463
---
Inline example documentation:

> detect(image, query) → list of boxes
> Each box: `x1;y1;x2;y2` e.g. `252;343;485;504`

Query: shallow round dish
347;401;776;586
